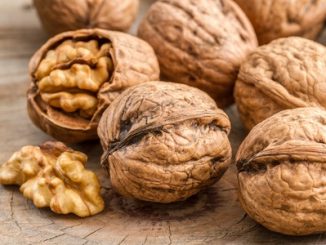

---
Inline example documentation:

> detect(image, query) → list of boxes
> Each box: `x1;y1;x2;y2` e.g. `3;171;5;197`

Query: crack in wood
167;222;172;245
60;222;83;231
117;234;128;245
82;226;104;239
236;213;248;225
10;191;22;232
141;235;148;245
42;233;65;242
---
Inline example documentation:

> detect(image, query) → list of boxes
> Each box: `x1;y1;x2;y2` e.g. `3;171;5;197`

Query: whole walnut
33;0;139;35
98;81;232;203
236;107;326;235
234;37;326;130
137;0;257;107
233;0;326;44
28;29;159;143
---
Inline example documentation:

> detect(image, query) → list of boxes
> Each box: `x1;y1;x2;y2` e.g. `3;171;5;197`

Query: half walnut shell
28;29;159;143
98;81;232;203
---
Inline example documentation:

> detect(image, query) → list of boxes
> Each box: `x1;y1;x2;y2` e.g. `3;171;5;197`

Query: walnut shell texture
137;0;257;107
233;0;326;44
98;81;232;203
28;29;159;143
236;107;326;235
33;0;139;35
234;37;326;130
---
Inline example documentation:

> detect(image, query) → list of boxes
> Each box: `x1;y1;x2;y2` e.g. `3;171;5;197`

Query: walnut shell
33;0;139;35
137;0;257;107
28;29;159;143
0;141;104;217
98;81;232;203
233;0;326;44
234;37;326;130
236;107;326;235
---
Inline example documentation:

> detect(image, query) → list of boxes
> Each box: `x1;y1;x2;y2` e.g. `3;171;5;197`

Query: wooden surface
0;1;326;244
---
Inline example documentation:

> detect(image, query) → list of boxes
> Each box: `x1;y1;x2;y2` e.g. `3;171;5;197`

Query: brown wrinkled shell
234;37;326;130
33;0;139;35
236;107;326;235
233;0;326;44
28;29;159;143
137;0;257;107
98;81;232;203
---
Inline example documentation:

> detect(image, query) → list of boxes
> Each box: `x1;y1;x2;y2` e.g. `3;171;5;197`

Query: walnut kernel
0;141;104;217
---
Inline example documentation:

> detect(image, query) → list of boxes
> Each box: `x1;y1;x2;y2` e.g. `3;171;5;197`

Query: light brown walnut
236;107;326;235
28;29;159;143
137;0;257;108
33;0;139;35
0;141;104;217
234;37;326;130
233;0;326;44
98;81;232;203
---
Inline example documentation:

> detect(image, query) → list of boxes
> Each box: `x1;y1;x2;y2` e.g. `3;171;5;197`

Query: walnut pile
98;81;232;203
28;29;159;143
234;37;326;130
33;0;139;35
137;0;257;107
233;0;326;44
236;107;326;235
0;141;104;217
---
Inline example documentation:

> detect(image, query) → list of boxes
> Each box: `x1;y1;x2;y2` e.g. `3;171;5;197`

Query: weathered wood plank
0;0;325;244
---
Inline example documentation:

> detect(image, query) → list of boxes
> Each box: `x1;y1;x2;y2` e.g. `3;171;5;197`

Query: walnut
236;107;326;235
233;0;326;44
33;0;139;35
28;29;159;143
234;37;326;130
0;141;104;217
137;0;257;107
98;81;232;203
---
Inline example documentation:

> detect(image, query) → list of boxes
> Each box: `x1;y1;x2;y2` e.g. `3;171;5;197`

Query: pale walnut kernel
35;40;112;119
0;146;43;185
35;40;105;79
0;141;104;217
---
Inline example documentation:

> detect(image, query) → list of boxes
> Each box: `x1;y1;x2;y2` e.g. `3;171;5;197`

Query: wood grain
0;1;325;244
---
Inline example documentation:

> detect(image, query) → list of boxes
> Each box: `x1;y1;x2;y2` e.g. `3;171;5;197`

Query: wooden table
0;1;325;244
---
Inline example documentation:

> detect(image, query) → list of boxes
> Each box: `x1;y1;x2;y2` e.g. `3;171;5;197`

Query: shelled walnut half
34;0;140;35
98;81;232;203
234;37;326;130
28;29;159;143
233;0;326;44
236;107;326;235
0;141;104;217
138;0;257;107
